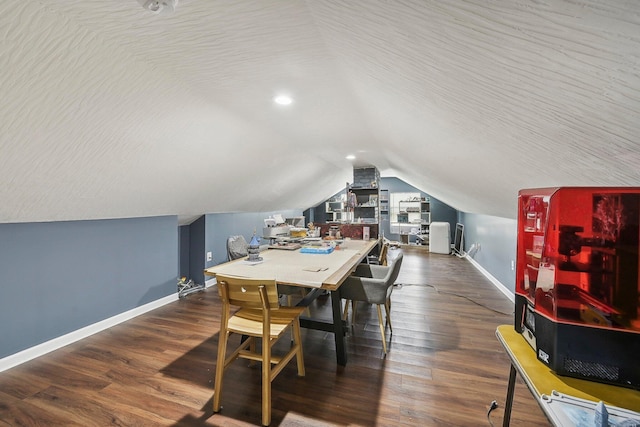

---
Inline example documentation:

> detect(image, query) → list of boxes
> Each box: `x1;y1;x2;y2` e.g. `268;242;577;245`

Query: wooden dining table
204;238;379;366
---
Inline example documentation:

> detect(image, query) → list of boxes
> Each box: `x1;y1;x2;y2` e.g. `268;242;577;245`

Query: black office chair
227;235;249;261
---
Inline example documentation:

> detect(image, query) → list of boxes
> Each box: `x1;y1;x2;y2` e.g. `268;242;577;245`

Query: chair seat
230;307;306;338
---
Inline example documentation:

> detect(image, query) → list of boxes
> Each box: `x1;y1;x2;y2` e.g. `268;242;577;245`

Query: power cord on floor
393;283;514;316
487;400;498;427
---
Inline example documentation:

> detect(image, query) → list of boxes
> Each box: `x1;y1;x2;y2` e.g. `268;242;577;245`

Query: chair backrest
378;243;389;266
216;274;280;310
341;252;404;304
386;252;403;286
227;235;248;261
378;252;403;301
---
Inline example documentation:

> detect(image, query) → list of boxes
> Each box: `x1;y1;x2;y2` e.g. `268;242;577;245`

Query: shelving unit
314;166;382;238
351;187;379;224
418;199;431;245
347;166;381;229
379;189;389;220
325;196;345;222
398;199;420;221
392;196;430;244
420;200;430;221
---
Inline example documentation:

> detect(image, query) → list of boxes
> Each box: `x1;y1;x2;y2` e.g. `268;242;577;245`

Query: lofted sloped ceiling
1;1;639;225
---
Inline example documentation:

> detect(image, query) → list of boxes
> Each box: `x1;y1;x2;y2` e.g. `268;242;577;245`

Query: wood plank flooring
0;246;550;426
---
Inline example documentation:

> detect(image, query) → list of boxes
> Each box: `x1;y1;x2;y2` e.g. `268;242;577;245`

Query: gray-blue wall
459;212;517;292
0;201;518;363
188;216;206;284
0;216;178;359
178;224;190;279
204;210;303;274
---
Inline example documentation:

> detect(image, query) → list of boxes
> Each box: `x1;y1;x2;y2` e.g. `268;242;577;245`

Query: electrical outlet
510;260;515;271
206;251;212;262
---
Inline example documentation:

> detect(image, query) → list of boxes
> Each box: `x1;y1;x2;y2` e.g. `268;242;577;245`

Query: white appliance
429;222;451;254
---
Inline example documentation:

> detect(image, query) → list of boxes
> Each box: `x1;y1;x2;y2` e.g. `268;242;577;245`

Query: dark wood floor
0;246;550;426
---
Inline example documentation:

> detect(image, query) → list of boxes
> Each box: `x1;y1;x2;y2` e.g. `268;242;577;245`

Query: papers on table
302;267;329;272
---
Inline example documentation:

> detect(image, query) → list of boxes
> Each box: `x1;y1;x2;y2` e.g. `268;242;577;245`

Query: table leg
330;290;347;366
503;364;517;427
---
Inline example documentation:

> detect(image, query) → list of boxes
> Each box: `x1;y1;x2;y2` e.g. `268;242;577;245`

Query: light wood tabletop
204;238;380;366
204;238;379;291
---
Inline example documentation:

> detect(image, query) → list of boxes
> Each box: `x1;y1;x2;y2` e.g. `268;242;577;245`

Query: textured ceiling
2;0;640;225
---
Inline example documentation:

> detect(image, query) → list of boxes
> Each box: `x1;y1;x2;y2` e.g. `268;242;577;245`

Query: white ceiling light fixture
142;0;178;14
273;95;293;106
346;154;356;160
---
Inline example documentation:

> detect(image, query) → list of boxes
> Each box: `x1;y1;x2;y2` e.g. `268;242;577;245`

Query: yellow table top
496;325;640;412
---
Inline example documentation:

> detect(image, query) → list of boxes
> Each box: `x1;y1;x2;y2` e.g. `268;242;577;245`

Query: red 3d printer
515;187;640;390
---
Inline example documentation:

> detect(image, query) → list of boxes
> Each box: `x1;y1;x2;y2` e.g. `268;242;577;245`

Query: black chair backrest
227;235;248;260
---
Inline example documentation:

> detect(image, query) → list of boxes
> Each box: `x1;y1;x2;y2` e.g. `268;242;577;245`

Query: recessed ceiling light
143;0;178;13
346;154;356;160
274;95;293;105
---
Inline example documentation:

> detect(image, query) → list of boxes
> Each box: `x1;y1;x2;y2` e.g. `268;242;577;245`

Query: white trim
0;293;179;373
464;255;515;303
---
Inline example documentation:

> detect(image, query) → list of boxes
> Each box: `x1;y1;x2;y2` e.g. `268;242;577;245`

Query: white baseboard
0;292;179;373
464;255;515;303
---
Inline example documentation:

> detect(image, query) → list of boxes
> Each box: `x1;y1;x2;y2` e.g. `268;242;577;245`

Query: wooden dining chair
226;235;306;307
213;274;305;426
340;253;403;353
